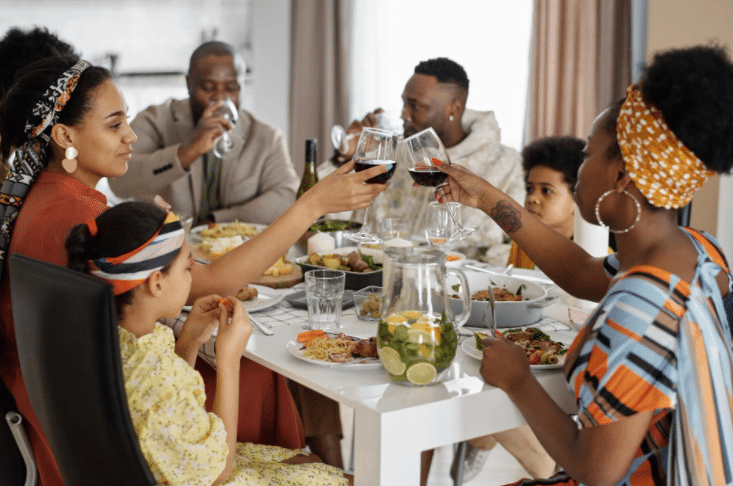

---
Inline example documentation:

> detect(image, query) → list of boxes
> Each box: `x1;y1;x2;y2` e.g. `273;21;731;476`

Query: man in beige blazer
109;41;298;225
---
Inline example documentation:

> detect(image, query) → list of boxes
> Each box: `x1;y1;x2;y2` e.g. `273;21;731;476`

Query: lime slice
408;329;432;344
379;347;406;375
406;362;437;385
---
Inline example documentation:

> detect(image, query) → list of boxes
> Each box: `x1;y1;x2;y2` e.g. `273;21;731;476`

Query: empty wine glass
400;127;475;244
345;128;398;244
426;201;461;249
212;97;239;158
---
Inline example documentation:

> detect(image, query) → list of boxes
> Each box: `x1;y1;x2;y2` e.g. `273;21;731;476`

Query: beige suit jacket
109;98;298;224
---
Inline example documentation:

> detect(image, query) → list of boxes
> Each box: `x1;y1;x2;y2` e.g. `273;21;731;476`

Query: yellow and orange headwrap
617;85;714;209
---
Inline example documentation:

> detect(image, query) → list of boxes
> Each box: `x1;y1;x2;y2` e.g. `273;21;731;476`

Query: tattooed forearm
489;200;522;233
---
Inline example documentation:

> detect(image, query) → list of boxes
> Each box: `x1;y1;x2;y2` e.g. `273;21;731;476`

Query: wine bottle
297;139;319;199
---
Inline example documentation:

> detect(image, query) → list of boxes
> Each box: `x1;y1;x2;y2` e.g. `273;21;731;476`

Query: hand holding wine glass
346;128;398;243
401;127;475;244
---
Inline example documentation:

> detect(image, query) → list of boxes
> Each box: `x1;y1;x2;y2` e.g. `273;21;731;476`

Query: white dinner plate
461;334;567;370
286;340;383;369
188;222;267;243
182;285;283;313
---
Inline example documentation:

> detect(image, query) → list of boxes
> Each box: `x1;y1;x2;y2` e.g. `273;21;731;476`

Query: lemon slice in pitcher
406;362;437;385
379;347;406;375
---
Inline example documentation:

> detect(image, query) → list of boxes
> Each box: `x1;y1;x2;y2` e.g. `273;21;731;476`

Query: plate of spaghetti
286;331;382;368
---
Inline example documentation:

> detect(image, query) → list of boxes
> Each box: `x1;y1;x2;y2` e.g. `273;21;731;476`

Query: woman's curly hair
605;44;733;174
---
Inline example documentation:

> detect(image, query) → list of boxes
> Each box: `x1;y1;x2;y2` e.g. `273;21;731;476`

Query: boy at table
452;136;585;482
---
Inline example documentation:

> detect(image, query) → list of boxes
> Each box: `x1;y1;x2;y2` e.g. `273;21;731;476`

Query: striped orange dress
508;228;733;486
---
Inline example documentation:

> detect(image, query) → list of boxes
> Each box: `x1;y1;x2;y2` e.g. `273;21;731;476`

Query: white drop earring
62;147;78;173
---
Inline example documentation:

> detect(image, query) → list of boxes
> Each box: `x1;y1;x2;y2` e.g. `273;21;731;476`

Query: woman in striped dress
436;45;733;486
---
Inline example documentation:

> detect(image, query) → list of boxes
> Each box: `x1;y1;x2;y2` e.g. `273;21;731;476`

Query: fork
249;315;274;335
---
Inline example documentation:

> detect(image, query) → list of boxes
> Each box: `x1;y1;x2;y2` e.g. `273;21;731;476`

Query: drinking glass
400;127;475;244
345;128;398;244
425;201;462;249
212;97;239;158
331;110;401;152
305;269;346;330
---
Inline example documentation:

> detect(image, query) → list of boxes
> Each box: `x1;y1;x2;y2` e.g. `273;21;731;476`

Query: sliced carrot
297;329;325;343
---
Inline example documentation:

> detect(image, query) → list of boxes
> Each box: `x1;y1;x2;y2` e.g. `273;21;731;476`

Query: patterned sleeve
603;253;620;279
572;275;677;428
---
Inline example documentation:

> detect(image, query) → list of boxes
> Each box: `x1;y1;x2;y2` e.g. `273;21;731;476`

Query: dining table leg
353;406;422;485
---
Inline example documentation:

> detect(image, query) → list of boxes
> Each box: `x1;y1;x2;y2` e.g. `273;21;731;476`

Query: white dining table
175;264;581;486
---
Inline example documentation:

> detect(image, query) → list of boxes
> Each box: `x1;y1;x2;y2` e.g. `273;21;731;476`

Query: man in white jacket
321;58;552;485
321;57;526;265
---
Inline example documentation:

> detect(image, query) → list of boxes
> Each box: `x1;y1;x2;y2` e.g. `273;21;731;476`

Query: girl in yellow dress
66;201;351;486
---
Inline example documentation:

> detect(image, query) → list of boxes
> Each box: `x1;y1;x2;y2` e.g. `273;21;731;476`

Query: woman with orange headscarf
436;45;733;486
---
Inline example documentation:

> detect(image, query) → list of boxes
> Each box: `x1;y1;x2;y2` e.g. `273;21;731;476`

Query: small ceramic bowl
353;286;384;321
445;251;466;268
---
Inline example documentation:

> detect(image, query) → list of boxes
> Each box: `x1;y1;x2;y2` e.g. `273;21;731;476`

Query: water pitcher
377;247;471;386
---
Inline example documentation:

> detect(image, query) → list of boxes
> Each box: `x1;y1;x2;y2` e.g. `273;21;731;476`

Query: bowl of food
444;251;466;268
353;286;384;321
295;246;382;290
446;272;556;328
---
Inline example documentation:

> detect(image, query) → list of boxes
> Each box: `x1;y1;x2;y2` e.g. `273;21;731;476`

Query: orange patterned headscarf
617;85;714;209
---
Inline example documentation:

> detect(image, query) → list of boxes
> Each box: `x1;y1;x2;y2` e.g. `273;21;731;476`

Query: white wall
249;0;291;139
646;0;733;256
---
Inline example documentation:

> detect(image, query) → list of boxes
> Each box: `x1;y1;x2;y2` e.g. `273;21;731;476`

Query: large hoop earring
595;189;641;234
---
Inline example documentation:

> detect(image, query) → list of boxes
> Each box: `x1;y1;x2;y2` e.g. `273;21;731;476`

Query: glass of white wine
212;97;239;158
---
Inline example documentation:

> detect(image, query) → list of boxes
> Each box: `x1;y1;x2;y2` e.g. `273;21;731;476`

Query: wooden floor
339;404;529;485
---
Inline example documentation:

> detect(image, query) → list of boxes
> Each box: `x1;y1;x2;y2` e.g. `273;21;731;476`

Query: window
349;0;533;151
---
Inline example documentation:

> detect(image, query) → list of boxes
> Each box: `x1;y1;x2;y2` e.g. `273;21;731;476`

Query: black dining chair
0;379;36;486
9;254;155;486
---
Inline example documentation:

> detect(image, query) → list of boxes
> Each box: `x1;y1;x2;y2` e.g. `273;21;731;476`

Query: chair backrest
0;379;34;486
9;254;155;486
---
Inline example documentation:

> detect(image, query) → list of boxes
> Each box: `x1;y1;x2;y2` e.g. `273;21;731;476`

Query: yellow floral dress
119;324;347;486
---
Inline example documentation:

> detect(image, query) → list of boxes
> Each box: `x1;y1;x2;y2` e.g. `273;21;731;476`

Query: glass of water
304;269;346;329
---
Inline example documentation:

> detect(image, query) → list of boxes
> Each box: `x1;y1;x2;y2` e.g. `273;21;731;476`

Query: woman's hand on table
214;296;252;365
301;160;388;215
479;335;533;393
176;294;223;366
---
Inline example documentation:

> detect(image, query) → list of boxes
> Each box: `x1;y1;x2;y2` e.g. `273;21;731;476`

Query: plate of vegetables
295;246;383;290
462;327;568;369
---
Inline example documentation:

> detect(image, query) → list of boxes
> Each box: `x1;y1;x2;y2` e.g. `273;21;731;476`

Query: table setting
166;128;587;484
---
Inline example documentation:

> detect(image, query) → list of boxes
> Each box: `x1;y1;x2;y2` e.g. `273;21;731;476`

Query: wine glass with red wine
401;127;475;244
346;127;398;243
